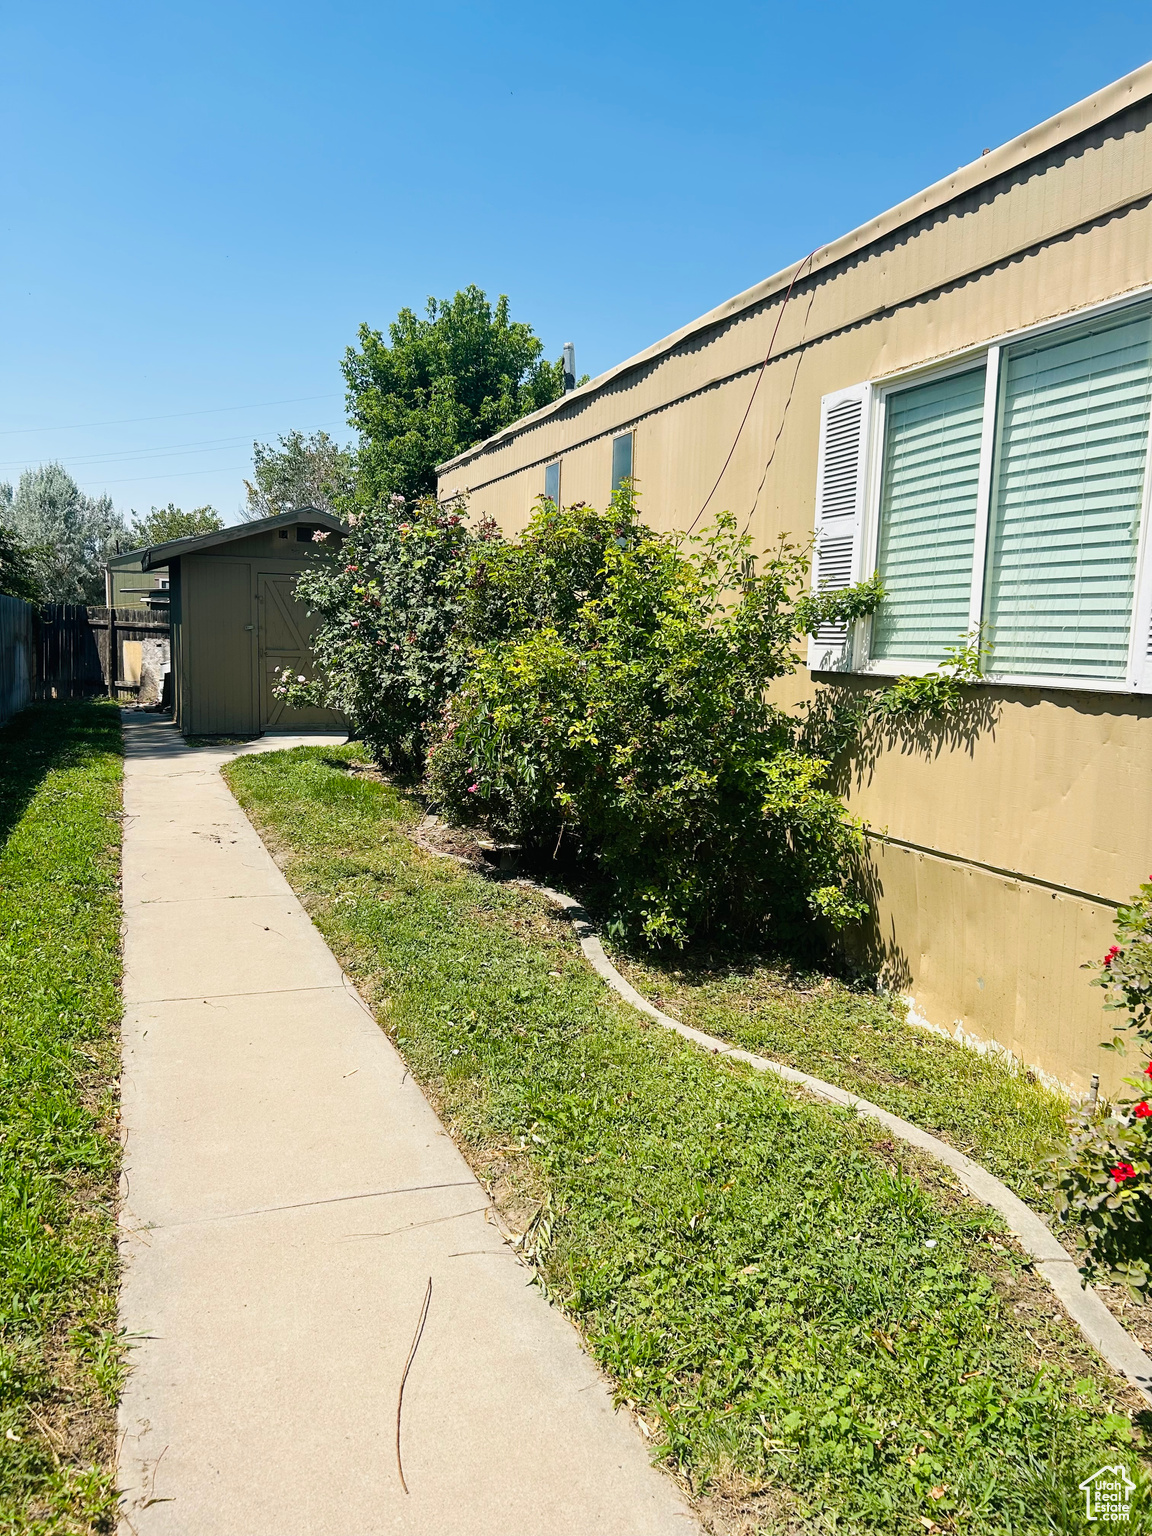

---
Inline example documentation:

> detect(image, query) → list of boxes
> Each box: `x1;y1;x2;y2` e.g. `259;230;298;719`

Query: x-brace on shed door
256;572;342;729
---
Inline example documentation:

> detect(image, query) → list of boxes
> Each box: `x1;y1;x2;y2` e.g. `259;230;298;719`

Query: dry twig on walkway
395;1277;433;1495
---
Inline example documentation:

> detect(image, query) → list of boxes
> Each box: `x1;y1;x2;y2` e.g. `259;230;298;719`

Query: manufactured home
437;63;1152;1094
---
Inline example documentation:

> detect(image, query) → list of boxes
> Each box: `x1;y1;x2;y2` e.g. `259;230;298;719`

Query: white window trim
1128;410;1152;694
852;287;1152;696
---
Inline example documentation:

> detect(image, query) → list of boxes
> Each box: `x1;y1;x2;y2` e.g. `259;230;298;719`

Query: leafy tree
243;430;353;520
0;518;44;604
273;494;484;770
0;465;126;604
343;285;565;505
130;502;224;547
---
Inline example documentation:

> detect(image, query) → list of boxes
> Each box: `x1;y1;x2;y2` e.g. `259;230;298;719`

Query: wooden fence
0;595;34;728
36;604;106;698
0;601;170;725
87;607;171;701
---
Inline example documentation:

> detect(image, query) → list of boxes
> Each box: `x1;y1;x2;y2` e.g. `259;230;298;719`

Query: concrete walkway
117;714;698;1536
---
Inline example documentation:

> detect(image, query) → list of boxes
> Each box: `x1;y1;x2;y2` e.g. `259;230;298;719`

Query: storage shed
141;508;344;737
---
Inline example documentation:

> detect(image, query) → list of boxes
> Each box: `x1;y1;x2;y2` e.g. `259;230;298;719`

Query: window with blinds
985;307;1152;678
855;297;1152;688
872;367;986;660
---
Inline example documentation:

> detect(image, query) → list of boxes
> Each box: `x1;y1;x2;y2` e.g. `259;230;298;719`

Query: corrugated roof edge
437;58;1152;478
139;507;344;571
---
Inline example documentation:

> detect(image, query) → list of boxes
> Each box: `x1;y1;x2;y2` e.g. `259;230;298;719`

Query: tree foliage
282;483;981;949
0;465;126;604
427;492;886;945
273;494;485;769
1051;884;1152;1292
0;518;44;604
343;286;564;505
130;502;224;547
243;430;353;521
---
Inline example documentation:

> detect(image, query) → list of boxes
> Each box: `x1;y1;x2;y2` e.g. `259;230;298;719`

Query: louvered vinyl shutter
807;384;871;671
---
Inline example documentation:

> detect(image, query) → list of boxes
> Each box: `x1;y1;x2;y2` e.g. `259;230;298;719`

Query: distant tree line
0;283;568;603
0;466;228;606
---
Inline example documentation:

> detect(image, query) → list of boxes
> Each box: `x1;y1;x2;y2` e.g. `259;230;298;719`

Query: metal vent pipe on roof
562;342;576;393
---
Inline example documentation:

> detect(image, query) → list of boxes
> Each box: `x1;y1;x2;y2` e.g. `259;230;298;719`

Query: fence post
104;567;115;698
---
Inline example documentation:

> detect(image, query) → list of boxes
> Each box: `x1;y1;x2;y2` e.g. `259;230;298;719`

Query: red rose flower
1144;1062;1152;1079
1104;945;1121;967
1111;1162;1137;1183
1136;1102;1152;1119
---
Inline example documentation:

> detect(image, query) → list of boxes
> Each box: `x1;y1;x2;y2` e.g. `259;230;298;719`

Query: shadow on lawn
0;699;121;853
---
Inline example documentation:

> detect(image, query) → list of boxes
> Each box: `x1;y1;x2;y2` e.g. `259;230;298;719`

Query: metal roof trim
139;508;344;571
436;59;1152;478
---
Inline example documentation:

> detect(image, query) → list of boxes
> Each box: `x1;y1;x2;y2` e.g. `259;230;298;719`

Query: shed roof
436;58;1152;477
139;508;344;571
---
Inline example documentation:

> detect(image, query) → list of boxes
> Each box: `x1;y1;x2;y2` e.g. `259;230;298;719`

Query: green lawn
227;745;1149;1535
0;701;123;1535
607;951;1071;1208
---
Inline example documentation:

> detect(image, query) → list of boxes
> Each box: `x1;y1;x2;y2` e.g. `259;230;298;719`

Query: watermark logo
1079;1465;1136;1522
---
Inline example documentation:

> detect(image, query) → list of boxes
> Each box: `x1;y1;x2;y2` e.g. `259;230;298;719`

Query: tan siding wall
169;563;184;724
844;692;1152;905
437;90;1152;1092
858;840;1117;1096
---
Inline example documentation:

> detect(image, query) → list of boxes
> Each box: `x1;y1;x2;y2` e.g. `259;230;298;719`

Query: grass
605;951;1072;1207
0;701;123;1535
226;744;1150;1535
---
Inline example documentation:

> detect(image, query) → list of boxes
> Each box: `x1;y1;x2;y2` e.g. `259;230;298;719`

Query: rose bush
1050;881;1152;1291
274;493;492;770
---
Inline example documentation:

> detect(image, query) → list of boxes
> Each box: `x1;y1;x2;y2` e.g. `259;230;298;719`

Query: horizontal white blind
871;368;986;660
986;306;1152;678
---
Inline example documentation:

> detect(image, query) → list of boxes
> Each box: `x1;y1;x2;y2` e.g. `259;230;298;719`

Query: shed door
256;573;342;729
184;558;257;736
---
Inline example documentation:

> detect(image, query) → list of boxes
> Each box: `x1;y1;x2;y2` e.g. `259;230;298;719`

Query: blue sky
2;1;1151;523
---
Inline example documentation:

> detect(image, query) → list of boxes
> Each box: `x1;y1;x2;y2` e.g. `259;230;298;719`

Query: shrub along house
139;508;344;737
437;62;1152;1095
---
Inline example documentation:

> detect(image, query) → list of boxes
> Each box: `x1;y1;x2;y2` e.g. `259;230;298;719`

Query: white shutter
807;383;872;672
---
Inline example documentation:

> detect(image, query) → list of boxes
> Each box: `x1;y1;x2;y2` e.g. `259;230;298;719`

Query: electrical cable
0;392;344;437
740;279;819;536
0;421;348;474
76;464;255;488
685;248;819;535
